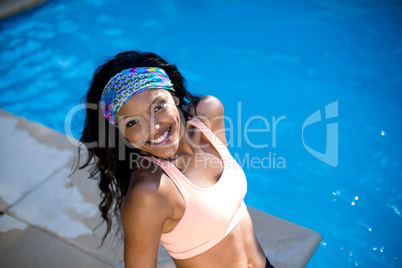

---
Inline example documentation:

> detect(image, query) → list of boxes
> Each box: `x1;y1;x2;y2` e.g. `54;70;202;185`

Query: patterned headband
101;67;175;125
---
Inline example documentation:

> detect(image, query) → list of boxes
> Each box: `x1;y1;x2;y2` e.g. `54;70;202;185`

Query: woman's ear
173;96;180;106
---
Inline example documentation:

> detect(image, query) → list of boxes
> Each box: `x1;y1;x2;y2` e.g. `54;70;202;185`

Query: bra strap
188;117;228;154
139;155;189;204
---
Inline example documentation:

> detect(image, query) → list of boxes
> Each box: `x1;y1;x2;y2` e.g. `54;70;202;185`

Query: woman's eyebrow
119;95;163;122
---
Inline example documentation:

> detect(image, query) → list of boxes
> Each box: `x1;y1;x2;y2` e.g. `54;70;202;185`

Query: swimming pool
1;0;401;266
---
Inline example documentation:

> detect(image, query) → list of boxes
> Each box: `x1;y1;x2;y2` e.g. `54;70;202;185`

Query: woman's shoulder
121;166;174;223
191;95;227;145
195;95;224;119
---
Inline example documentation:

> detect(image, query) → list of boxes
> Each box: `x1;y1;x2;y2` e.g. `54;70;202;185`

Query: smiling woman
78;50;274;268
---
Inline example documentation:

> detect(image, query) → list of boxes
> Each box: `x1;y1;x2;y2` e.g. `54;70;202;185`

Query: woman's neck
171;120;196;169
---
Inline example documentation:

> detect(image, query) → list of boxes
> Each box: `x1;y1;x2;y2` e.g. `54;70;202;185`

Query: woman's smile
147;126;172;145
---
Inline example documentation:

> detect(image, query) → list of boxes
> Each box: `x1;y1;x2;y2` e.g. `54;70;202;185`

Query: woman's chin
135;123;181;158
141;142;179;159
158;146;180;158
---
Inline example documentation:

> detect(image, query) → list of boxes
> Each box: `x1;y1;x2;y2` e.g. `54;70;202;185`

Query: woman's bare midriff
171;210;267;268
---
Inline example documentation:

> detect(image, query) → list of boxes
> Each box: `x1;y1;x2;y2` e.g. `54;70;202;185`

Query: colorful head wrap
101;67;175;125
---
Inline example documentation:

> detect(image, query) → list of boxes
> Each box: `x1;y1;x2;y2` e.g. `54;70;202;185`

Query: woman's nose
149;119;162;138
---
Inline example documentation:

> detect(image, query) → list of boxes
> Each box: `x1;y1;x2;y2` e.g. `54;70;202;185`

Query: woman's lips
147;127;172;146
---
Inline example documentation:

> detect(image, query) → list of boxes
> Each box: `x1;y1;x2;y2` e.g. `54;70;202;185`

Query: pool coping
0;0;47;20
0;109;322;267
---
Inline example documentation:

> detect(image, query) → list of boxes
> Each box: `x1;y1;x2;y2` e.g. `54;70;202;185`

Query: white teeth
149;128;169;144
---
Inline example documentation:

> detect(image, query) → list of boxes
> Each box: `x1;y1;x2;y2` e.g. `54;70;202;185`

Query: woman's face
116;88;182;158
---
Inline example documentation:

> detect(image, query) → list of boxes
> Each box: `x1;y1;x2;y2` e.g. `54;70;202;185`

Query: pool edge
0;0;48;20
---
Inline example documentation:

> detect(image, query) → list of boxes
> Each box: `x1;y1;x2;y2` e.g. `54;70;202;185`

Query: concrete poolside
0;0;47;20
0;109;322;267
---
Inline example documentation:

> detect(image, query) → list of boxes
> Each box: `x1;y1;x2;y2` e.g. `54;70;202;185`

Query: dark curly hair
78;51;200;244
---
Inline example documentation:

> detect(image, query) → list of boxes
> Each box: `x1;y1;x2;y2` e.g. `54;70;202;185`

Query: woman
79;51;274;267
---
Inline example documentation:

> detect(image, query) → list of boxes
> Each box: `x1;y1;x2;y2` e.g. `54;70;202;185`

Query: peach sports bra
141;117;248;259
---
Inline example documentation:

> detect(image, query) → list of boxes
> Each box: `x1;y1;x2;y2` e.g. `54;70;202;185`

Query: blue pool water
1;0;401;266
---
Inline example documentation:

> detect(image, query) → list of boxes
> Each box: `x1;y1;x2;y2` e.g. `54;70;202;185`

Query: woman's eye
154;101;166;112
126;120;139;128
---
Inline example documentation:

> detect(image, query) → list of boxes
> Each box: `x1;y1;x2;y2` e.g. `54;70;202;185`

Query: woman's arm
121;171;175;268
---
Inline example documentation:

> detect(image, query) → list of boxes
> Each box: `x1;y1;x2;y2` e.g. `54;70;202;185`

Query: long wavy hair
78;51;200;244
